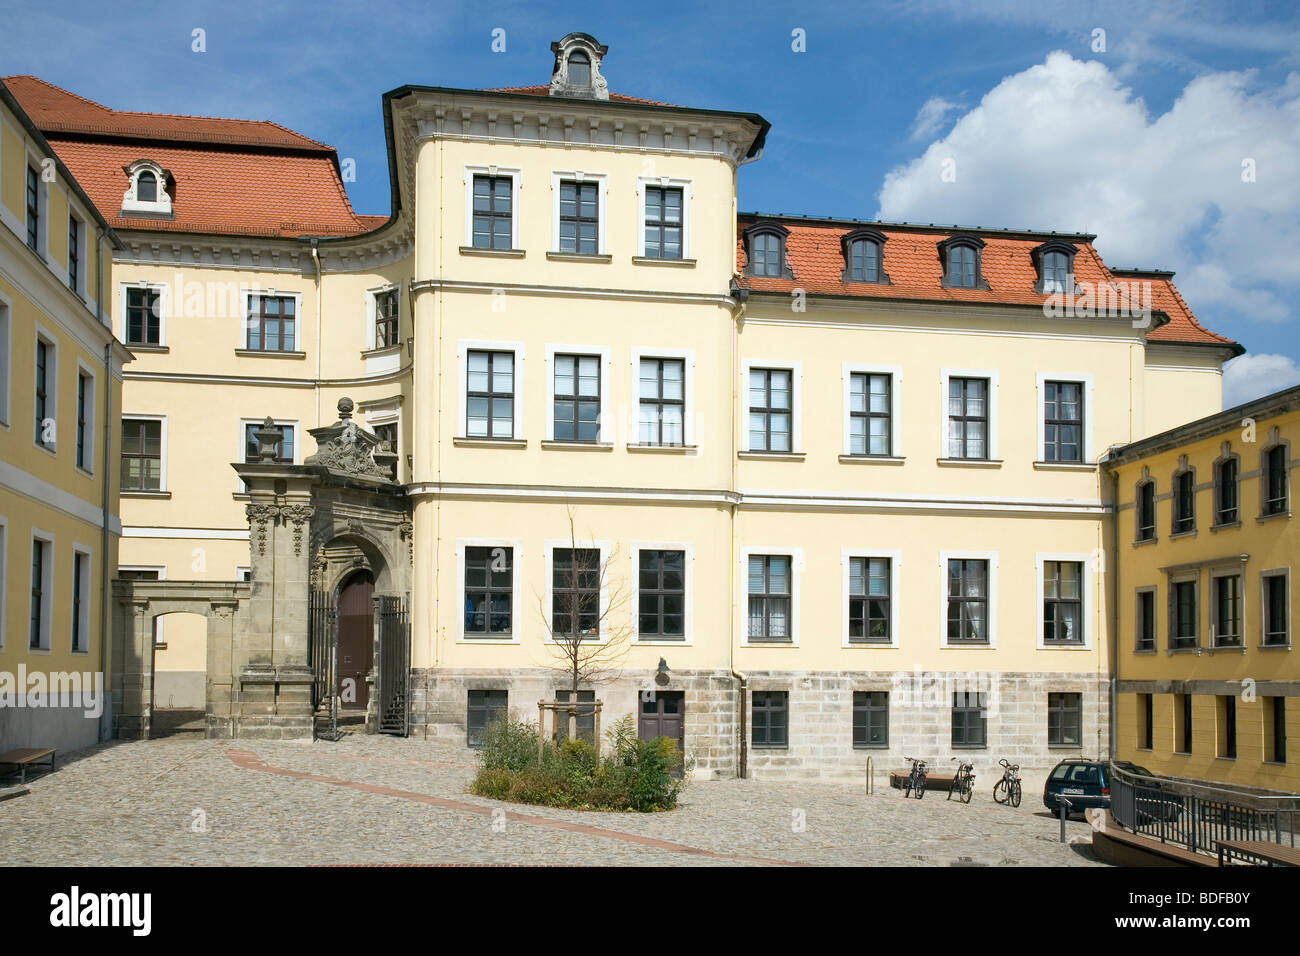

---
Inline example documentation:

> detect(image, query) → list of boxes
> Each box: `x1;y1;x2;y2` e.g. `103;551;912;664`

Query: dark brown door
638;691;685;753
338;571;374;710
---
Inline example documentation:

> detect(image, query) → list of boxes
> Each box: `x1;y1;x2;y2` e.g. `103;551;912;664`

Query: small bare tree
537;507;631;742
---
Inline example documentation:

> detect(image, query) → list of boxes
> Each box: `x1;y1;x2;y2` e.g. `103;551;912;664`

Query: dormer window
121;159;173;218
744;223;793;278
568;51;590;87
137;171;158;203
938;235;987;289
549;33;609;100
1032;240;1078;294
841;228;890;284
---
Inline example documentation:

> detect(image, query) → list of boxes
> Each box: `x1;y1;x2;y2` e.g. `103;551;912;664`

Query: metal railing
1109;762;1299;857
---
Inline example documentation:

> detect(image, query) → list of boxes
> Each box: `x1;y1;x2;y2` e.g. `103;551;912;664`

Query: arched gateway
110;399;411;741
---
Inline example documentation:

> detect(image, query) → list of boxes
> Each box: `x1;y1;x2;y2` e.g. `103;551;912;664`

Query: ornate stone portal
112;399;412;740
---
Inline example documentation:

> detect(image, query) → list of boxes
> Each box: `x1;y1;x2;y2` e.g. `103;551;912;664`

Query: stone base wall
405;667;1108;781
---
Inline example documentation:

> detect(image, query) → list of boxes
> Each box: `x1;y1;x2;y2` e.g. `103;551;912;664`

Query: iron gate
309;588;340;741
376;594;410;736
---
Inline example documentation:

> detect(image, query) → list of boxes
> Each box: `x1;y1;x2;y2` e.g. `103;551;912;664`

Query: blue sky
3;0;1298;403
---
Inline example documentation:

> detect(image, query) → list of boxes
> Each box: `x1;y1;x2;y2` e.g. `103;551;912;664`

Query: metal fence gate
376;595;410;736
309;589;340;741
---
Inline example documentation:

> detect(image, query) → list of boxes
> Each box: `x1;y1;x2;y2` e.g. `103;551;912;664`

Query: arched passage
151;610;208;735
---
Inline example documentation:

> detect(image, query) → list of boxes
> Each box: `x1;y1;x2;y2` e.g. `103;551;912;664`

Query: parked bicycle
992;758;1021;807
948;758;975;803
902;756;927;799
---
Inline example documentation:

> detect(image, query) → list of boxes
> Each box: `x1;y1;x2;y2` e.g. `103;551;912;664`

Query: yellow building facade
8;35;1250;776
0;80;127;755
1108;387;1297;793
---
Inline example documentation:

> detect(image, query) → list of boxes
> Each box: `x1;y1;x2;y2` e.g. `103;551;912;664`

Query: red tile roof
484;85;678;107
3;75;378;238
734;217;1239;351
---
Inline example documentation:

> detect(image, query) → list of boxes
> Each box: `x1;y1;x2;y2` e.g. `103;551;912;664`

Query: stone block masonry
408;667;1106;781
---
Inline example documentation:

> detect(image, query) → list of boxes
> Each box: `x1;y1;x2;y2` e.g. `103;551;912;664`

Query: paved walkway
1;734;1106;866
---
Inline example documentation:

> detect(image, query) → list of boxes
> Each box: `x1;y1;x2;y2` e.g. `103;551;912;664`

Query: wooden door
638;691;685;752
337;571;374;710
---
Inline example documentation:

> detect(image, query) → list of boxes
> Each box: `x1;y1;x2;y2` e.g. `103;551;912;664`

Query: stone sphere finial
337;397;354;420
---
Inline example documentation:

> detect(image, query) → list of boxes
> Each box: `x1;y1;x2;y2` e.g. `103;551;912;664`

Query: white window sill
739;451;806;462
540;440;614;451
1033;460;1096;472
546;251;612;263
122;489;171;499
360;344;402;360
125;344;169;354
632;256;696;267
839;455;905;465
627;443;697;454
452;437;526;449
938;458;1003;468
235;349;306;359
456;637;520;645
459;246;525;258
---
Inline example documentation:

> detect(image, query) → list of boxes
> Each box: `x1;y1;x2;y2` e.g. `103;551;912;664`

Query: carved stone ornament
245;503;279;556
280;504;315;555
549;33;610;101
305;397;392;482
398;521;414;565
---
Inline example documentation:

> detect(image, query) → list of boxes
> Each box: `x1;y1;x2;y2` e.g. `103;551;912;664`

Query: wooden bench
889;770;958;791
1217;839;1300;867
0;748;57;784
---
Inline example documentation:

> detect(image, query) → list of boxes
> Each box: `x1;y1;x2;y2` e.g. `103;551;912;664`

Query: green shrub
476;714;541;772
467;709;688;812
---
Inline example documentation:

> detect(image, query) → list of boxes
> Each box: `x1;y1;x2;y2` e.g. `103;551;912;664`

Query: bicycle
992;758;1021;807
947;758;975;803
902;756;927;799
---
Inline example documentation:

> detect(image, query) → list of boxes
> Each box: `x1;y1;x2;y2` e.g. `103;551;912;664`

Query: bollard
865;755;874;794
1059;798;1071;843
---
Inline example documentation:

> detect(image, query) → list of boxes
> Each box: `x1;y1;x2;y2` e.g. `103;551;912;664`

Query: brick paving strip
226;749;797;866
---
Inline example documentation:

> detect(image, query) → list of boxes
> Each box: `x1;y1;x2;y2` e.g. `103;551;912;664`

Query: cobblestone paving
0;734;1106;866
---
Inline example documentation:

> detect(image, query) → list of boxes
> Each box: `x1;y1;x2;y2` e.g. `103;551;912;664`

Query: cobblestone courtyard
2;734;1107;866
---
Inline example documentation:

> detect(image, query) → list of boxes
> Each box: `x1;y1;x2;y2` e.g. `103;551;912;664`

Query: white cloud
1222;353;1300;408
909;96;961;141
877;52;1300;347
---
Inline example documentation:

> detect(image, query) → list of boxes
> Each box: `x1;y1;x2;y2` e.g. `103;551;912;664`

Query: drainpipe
729;278;748;779
311;239;322;424
96;228;111;741
1108;467;1120;763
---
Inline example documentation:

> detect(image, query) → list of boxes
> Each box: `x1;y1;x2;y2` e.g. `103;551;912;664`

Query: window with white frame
26;163;42;253
75;366;94;472
1212;570;1243;648
551;173;607;255
1041;379;1085;462
846;554;894;644
71;547;90;653
0;294;11;426
121;417;165;492
34;330;56;450
636;548;686;641
1041;559;1085;646
637;178;691;259
1262;570;1289;647
68;212;82;294
123;284;165;347
552;353;601;442
244;293;297;352
747;367;793;452
747;553;794;643
549;545;605;640
464;545;516;638
373;287;399;350
464;167;521;251
944;374;992;460
29;531;53;650
465;349;516;439
638;357;685;445
844;365;899;457
944;553;996;645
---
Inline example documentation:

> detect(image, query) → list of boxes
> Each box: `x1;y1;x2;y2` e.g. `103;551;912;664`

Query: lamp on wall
655;658;670;686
